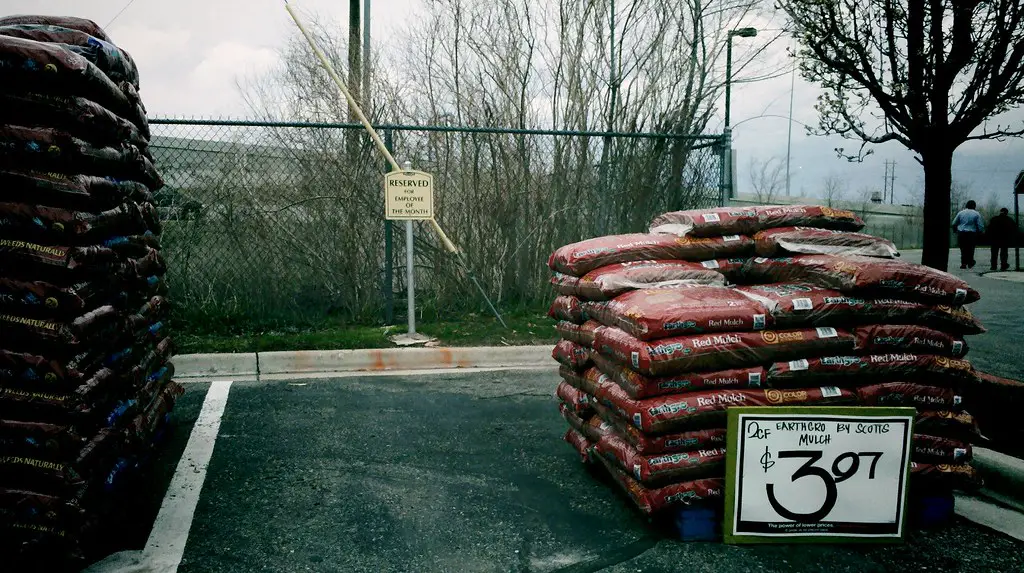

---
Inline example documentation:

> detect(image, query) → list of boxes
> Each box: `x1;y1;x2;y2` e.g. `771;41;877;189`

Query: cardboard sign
385;170;433;220
725;406;914;543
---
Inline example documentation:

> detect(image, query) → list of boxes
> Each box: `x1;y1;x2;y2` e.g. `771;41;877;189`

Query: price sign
385;170;434;220
724;406;915;544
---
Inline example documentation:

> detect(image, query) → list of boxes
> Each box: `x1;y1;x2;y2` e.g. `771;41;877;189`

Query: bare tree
822;174;848;208
749;156;786;203
778;0;1024;271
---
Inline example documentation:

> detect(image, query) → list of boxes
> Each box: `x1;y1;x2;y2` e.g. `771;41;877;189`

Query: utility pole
362;0;371;112
348;0;362;110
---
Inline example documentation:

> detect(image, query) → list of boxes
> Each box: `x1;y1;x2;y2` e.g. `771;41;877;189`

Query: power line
106;0;140;29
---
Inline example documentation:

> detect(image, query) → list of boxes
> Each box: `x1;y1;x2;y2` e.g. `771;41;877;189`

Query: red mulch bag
858;383;963;411
767;354;977;388
0;201;148;245
0;125;161;190
552;340;592;371
595;325;854;376
0;92;147;149
595;432;726;485
741;255;980;305
594;402;727;454
558;402;591;436
563;427;593;463
910;462;983;491
555;320;603;348
915;411;981;442
913;434;972;464
699;257;749;282
552;260;725;301
548;233;753;276
548;295;585;324
855;325;968;358
0;16;112;42
595;453;724;515
0;24;138;87
650;205;864;237
592;352;764;399
582;286;770;341
0;170;153;212
556;380;593;416
754;227;898;258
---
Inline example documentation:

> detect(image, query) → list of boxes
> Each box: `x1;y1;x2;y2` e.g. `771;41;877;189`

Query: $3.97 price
759;447;883;522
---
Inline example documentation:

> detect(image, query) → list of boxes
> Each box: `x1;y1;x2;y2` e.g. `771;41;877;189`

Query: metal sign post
1014;170;1024;271
385;162;434;339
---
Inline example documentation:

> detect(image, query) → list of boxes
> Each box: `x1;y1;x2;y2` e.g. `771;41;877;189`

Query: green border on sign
723;406;916;545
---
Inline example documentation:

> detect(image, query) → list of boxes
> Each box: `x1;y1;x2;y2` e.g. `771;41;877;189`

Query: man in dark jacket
988;207;1017;271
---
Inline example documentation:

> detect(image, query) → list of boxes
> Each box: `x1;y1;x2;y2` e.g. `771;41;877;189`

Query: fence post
384;129;394;324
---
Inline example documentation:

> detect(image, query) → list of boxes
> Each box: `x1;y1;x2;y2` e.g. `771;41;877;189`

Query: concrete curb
972;448;1024;506
175;346;551;379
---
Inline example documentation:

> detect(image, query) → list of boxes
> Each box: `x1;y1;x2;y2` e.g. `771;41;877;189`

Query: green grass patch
175;310;557;354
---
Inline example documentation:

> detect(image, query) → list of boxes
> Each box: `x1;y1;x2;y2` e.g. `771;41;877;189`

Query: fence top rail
148;118;724;141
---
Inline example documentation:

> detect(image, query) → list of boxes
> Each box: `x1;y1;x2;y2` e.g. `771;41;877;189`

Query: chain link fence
149;119;727;332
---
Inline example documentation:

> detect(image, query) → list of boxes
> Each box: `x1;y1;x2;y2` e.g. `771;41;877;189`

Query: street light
725;27;758;131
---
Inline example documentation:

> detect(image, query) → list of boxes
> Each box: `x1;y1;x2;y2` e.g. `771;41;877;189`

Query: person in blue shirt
951;200;985;269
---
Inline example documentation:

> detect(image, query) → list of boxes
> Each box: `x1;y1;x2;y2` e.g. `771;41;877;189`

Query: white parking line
143;380;233;573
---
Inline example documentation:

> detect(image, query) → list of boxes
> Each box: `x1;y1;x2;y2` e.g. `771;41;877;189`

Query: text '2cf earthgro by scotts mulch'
0;14;183;570
550;204;991;537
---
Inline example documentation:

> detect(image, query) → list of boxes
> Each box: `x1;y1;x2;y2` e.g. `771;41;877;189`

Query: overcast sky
4;0;1024;207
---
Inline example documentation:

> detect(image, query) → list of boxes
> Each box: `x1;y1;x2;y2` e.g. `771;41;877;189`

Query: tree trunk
920;146;953;271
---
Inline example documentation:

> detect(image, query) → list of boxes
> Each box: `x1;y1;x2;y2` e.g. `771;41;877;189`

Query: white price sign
725;407;915;543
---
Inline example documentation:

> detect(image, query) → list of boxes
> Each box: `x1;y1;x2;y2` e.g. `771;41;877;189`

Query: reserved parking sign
724;406;915;543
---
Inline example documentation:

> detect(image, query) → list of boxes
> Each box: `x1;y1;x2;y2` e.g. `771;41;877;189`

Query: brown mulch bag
591;352;764;399
0;419;89;461
595;431;726;485
127;381;183;446
0;91;147;149
0;278;119;318
0;486;86;559
102;232;162;258
595;325;854;376
0;15;112;42
735;282;984;334
0;169;153;212
913;434;972;464
0;305;125;355
649;205;864;237
855;325;968;358
0;125;162;189
857;383;963;411
548;295;585;324
0;35;148;134
555;320;603;348
548;233;754;276
593;401;727;454
915;411;982;442
767;354;978;388
741;255;980;305
0;240;121;282
551;260;725;301
0;24;138;87
0;201;148;245
556;380;593;416
910;462;983;491
595;452;725;515
0;426;122;497
563;427;593;463
754;227;898;258
582;285;770;341
552;340;592;371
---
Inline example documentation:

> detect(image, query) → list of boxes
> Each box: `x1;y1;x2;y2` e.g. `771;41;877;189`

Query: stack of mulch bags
0;15;181;567
550;204;987;521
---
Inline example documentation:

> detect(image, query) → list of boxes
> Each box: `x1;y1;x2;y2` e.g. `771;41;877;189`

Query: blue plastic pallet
669;505;723;541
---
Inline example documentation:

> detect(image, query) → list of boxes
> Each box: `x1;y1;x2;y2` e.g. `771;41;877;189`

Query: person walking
988;207;1017;271
951;200;985;269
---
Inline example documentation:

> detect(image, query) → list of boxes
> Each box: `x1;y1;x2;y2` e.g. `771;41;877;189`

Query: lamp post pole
724;27;757;202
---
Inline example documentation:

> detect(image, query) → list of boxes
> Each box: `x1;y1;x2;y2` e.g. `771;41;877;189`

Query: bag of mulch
552;260;725;301
556;380;593;416
103;232;162;259
753;227;898;258
913;434;972;464
910;462;983;491
549;234;753;276
0;426;122;498
548;295;585;324
140;201;162;235
563;427;593;463
0;277;121;318
767;354;977;388
558;402;591;436
0;201;148;245
0;91;147;149
650;205;864;237
915;411;981;442
855;325;968;358
735;283;984;334
582;286;770;341
0;487;87;559
857;383;963;411
0;15;113;42
555;320;603;348
699;258;749;282
552;340;592;371
0;125;162;190
0;419;90;461
0;36;147;133
0;170;154;212
0;305;125;356
741;255;980;305
595;453;725;515
595;325;854;377
594;402;727;454
582;412;616;443
0;24;138;87
595;431;726;485
592;352;764;399
127;381;183;446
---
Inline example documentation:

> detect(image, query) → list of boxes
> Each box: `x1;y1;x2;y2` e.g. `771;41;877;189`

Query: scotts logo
831;260;859;275
760;330;805;345
934;356;971;371
820;206;856;219
936;464;974;475
765;388;808;404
